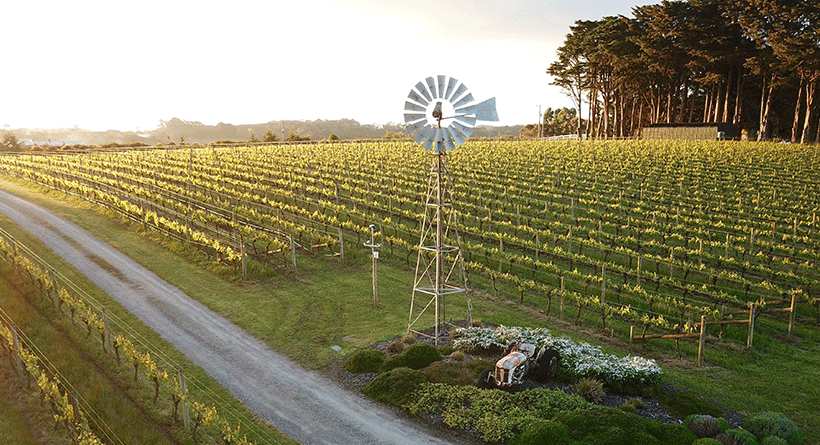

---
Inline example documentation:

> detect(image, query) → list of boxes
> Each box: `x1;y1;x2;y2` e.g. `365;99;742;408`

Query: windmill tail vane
404;75;499;151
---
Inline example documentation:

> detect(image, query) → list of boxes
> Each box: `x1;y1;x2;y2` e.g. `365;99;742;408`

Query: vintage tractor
476;341;560;391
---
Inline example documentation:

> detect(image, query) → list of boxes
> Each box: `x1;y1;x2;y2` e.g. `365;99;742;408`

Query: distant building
641;123;736;141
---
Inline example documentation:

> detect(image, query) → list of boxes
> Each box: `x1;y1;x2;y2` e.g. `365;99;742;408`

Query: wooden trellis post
698;315;707;367
180;369;191;432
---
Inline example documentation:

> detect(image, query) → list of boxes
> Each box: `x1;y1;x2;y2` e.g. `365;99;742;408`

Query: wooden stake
11;328;25;382
180;369;191;432
290;235;297;273
747;304;756;348
788;293;797;340
697;315;707;368
338;227;344;262
103;308;113;354
560;277;565;319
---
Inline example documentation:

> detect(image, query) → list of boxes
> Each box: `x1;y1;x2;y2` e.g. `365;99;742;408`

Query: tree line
547;0;820;143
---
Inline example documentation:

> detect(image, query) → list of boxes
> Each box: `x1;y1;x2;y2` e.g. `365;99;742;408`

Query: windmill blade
422;126;437;150
451;83;468;103
413;126;433;146
454;115;477;126
442;128;457;152
406;121;430;136
404;113;426;123
452;92;474;109
415;82;433;102
426;77;437;99
451;121;474;139
448;125;468;146
445;77;458;100
407;89;429;106
437;75;446;99
404;101;426;112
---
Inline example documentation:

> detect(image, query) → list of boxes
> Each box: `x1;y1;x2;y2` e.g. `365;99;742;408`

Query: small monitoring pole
364;224;381;307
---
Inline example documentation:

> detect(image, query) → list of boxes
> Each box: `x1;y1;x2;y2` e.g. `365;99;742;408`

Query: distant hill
8;118;525;146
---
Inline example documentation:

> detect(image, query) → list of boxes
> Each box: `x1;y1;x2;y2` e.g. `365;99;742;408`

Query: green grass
1;175;819;444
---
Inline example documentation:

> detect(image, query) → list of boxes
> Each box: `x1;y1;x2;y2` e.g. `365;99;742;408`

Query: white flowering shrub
453;325;663;390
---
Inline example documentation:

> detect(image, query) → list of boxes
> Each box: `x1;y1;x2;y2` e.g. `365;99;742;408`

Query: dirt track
0;189;477;445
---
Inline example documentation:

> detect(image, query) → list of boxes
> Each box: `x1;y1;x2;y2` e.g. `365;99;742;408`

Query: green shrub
437;345;455;356
380;342;441;372
574;378;605;403
743;412;803;445
509;420;578;445
760;436;790;445
716;428;760;445
406;383;590;443
450;350;465;361
557;406;696;445
401;332;416;344
651;423;700;445
619;398;645;413
693;439;723;445
685;414;730;438
423;360;486;386
658;391;723;419
342;348;385;373
362;367;426;406
385;340;405;354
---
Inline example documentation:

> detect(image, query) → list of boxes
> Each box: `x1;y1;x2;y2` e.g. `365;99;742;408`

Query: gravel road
0;188;477;445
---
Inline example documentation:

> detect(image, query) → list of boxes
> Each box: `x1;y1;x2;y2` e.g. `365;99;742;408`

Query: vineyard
1;140;819;353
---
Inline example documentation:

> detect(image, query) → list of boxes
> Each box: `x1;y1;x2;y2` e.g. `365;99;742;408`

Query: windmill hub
404;75;499;152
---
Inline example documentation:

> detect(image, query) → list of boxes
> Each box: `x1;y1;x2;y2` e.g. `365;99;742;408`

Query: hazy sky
3;0;657;132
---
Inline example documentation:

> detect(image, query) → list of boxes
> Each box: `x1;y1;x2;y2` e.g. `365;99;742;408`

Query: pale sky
3;0;658;132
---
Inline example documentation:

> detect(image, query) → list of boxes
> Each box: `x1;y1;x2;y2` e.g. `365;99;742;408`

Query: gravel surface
0;189;479;445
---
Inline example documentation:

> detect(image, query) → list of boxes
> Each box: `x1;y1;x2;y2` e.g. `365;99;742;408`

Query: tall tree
548;24;589;138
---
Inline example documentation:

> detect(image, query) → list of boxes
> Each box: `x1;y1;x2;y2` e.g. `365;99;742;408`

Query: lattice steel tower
403;75;498;343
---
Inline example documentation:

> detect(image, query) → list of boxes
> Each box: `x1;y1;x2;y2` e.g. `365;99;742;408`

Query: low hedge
362;367;426;406
343;348;385;373
379;342;441;372
744;412;803;445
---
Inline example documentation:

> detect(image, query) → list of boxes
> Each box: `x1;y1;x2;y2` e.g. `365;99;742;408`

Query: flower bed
453;326;663;391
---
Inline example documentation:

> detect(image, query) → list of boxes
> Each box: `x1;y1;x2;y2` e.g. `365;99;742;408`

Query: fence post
697;315;707;368
180;369;191;432
50;268;58;307
338;227;344;262
788;292;797;340
103;308;113;354
746;304;756;349
559;277;565;319
72;390;81;424
289;235;297;274
11;328;25;382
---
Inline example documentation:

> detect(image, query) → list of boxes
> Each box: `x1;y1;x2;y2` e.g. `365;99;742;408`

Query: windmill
404;75;498;344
